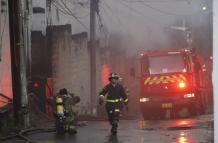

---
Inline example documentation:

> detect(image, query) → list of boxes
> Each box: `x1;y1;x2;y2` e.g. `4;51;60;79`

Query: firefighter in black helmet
52;88;80;134
99;73;128;135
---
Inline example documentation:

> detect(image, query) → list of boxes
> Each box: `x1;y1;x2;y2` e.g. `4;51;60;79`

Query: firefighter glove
99;95;104;105
124;98;129;105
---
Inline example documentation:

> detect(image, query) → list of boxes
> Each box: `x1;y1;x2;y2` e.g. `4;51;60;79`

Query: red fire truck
139;49;207;119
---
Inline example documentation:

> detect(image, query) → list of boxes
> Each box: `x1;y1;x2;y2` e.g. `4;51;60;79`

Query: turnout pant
106;103;120;126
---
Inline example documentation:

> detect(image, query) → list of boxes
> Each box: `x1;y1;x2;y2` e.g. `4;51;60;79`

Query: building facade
0;0;12;107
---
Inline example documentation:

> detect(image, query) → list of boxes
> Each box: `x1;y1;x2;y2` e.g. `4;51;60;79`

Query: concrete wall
49;24;103;115
31;31;52;78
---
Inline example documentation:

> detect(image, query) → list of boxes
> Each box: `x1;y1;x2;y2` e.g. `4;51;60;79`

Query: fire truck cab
139;49;206;119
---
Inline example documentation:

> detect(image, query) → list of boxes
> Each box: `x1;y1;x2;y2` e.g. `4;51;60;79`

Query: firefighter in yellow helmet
99;73;128;135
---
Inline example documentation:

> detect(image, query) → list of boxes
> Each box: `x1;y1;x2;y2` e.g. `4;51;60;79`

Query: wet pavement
1;115;213;143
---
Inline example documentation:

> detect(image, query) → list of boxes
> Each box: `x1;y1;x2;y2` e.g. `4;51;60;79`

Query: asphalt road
1;115;213;143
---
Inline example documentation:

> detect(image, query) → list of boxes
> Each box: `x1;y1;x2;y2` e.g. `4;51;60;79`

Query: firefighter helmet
59;88;68;95
108;72;119;81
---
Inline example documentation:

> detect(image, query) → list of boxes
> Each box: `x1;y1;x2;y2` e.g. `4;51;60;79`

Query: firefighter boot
68;125;77;134
111;121;118;135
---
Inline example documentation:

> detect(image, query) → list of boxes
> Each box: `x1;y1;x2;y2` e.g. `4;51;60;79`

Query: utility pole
90;0;97;115
20;0;30;128
8;0;29;128
8;0;22;126
24;0;32;77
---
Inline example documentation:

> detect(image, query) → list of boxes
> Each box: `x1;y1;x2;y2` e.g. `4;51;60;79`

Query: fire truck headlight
184;93;195;98
178;82;186;89
140;97;150;102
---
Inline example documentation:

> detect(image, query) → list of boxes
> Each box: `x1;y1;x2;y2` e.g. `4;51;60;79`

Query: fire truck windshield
148;54;186;74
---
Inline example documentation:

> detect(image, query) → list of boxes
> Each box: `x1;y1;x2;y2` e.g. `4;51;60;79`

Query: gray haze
95;0;210;55
52;0;210;56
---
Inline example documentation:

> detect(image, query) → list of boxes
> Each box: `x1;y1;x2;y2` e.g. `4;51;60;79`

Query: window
148;54;186;74
33;7;45;14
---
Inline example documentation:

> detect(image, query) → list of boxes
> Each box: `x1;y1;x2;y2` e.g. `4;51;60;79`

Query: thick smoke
98;0;212;57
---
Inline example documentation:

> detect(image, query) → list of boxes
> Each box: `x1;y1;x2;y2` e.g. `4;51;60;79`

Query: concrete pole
8;0;29;128
90;0;97;115
8;0;22;125
20;0;30;128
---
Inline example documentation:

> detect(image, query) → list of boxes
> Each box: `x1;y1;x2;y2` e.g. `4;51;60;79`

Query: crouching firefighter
99;73;128;135
54;88;80;134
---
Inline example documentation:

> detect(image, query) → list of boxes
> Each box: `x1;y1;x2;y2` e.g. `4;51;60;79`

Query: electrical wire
100;0;152;36
116;0;168;26
99;4;115;36
52;2;71;15
121;0;189;3
122;0;212;16
53;0;79;15
52;0;88;29
59;0;88;29
99;0;125;38
96;8;108;39
52;1;89;19
140;2;190;16
66;0;89;8
101;0;126;33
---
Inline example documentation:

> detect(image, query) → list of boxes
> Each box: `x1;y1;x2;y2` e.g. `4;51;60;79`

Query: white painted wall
32;0;46;7
31;0;47;34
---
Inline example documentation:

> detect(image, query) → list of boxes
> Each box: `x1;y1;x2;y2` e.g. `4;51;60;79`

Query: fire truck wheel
196;98;205;115
198;104;205;115
190;103;201;116
142;112;157;120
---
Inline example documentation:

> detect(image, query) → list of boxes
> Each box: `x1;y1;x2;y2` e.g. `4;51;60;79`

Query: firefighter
99;73;128;135
53;88;80;134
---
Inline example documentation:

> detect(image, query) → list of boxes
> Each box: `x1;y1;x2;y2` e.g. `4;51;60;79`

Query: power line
116;0;168;26
99;4;114;35
123;0;212;16
52;2;89;19
52;2;71;15
100;0;126;33
59;0;88;29
140;2;189;16
96;5;108;39
52;0;88;29
66;0;90;8
53;0;81;15
121;0;189;3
